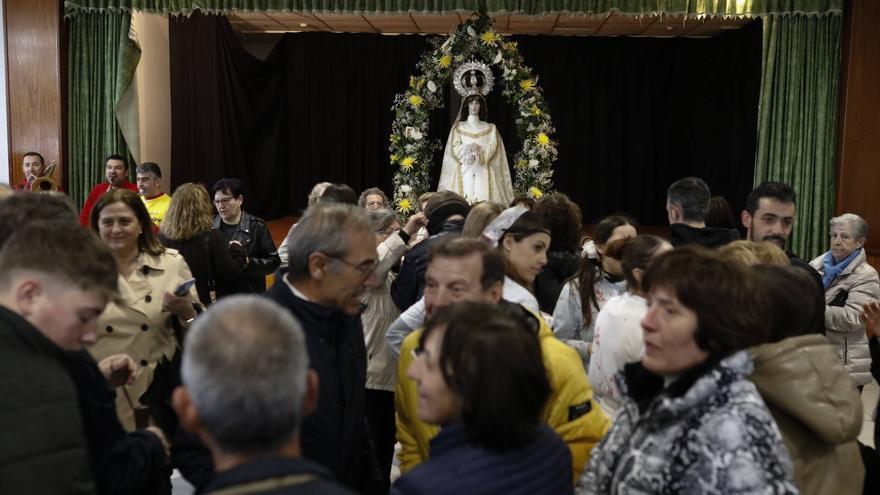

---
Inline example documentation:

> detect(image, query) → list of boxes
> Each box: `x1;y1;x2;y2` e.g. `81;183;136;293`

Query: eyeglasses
214;196;235;206
323;253;378;278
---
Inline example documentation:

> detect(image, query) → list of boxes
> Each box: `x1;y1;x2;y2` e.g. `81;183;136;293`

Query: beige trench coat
89;249;200;430
810;248;880;386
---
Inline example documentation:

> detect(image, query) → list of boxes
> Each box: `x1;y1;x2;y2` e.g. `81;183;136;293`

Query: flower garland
388;11;558;214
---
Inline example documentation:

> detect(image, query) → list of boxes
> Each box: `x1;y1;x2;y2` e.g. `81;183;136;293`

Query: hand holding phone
174;278;196;297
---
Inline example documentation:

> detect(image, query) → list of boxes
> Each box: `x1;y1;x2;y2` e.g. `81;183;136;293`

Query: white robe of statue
437;98;514;205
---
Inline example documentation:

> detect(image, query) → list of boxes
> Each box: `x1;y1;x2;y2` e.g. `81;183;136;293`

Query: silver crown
452;60;494;97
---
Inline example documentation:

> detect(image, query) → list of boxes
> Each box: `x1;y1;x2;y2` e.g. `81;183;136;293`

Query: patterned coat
578;351;798;495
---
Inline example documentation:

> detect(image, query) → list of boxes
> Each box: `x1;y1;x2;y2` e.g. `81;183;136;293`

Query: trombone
30;161;59;192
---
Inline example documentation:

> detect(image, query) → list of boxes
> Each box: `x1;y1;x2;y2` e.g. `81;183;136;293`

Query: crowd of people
1;152;879;495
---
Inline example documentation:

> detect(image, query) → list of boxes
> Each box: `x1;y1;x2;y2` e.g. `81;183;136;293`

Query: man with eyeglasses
211;178;280;293
264;202;383;493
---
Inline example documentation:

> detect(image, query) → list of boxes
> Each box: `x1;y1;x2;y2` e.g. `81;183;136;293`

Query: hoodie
749;334;864;495
669;223;739;249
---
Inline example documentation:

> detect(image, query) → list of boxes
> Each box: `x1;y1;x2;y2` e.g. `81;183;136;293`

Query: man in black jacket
265;202;382;493
0;221;168;494
212;178;280;293
666;177;739;249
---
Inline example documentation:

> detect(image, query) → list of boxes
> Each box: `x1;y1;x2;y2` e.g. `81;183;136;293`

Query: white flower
493;51;503;64
467;26;477;37
427;80;437;93
528;159;539;169
404;127;423;140
400;184;412;194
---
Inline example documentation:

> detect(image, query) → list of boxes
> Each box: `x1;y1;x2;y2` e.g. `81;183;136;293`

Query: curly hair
533;193;582;252
160;183;214;241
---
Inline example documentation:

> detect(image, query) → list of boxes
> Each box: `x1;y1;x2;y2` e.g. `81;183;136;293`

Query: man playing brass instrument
15;152;45;191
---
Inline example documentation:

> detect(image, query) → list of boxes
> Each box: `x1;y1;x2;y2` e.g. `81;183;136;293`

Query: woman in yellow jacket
396;300;610;480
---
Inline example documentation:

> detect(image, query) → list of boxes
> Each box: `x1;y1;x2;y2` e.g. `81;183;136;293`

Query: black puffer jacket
669;223;739;249
0;306;95;494
265;278;381;493
212;210;280;293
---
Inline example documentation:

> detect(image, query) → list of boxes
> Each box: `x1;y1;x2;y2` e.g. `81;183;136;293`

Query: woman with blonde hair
718;240;790;267
461;201;504;238
159;183;245;304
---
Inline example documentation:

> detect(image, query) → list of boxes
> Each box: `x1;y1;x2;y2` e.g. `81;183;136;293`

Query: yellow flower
409;76;416;88
515;159;528;170
439;54;452;68
397;198;413;213
400;156;416;170
529;187;543;199
390;154;398;164
503;41;518;52
519;79;534;91
531;105;542;116
409;95;423;107
480;31;497;44
536;133;550;146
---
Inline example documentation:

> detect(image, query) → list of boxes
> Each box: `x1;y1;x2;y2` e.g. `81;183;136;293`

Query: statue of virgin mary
437;61;515;205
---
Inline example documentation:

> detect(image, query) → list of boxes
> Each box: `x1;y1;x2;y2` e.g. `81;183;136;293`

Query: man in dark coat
173;296;354;495
666;177;739;249
265;202;382;493
391;191;470;311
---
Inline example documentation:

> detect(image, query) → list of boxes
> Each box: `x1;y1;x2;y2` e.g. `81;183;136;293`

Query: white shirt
588;292;647;417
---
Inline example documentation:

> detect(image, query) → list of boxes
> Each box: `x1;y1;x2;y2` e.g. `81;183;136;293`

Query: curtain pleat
67;11;139;207
754;13;841;260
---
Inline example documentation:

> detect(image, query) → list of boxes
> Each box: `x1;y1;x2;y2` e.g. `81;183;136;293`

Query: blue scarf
821;248;861;289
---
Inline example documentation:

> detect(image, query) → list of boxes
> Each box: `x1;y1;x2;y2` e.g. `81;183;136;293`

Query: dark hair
745;181;797;215
427;236;505;291
90;189;165;256
752;264;825;342
642;246;772;357
533;193;582;253
573;214;638;329
212;178;244;198
319;183;358;205
421;302;550;451
705;196;737;229
136;162;162;177
106;154;128;169
603;235;667;292
458;94;488;121
499;211;551;289
0;222;118;298
358;187;389;208
22;151;44;165
0;193;77;248
510;196;536;209
667;177;711;223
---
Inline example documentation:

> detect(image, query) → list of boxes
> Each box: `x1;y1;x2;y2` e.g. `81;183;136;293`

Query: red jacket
79;181;138;226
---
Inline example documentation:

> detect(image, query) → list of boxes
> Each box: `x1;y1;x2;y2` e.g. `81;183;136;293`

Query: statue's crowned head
458;94;488;121
453;60;494;98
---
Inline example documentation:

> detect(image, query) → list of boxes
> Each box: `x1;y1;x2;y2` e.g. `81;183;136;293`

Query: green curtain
63;0;842;16
68;11;141;208
754;13;842;260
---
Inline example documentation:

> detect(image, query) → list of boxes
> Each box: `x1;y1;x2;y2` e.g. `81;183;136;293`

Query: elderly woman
391;302;572;494
809;213;880;388
579;246;797;494
358;187;390;210
89;189;202;430
362;208;425;490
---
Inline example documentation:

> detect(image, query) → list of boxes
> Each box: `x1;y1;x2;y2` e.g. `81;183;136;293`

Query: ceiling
227;12;754;38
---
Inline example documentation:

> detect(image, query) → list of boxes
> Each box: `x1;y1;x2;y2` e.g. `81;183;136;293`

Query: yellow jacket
395;306;610;480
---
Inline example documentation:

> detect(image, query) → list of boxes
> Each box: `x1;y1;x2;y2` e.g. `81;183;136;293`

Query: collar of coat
618;350;752;419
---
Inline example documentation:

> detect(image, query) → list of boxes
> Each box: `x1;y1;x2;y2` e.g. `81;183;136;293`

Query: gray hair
830;213;869;240
368;208;399;233
181;295;309;454
667;177;711;223
358;187;389;208
307;182;332;207
286;203;372;281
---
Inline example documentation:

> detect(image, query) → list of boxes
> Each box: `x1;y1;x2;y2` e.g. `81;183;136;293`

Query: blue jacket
390;423;572;495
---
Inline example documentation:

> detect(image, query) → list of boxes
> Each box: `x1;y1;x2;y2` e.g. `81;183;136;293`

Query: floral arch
388;11;558;214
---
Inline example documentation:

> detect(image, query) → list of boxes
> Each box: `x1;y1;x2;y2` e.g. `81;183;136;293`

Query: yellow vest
395;307;611;482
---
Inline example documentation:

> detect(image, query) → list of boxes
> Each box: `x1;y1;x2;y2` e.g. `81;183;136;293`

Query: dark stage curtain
170;14;762;224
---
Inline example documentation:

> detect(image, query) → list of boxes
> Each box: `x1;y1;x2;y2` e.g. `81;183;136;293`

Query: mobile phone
173;278;196;297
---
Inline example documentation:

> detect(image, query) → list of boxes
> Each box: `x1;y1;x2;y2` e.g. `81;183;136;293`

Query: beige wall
132;12;172;188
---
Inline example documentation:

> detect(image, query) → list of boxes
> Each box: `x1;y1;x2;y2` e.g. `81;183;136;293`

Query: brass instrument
30;161;59;192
